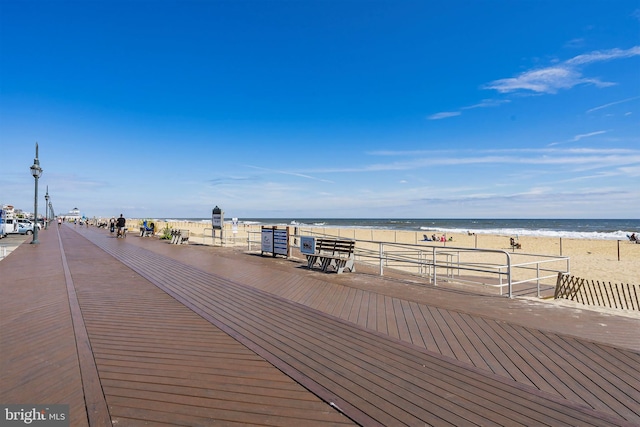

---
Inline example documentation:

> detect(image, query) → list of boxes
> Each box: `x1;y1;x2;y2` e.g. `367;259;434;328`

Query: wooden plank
382;294;398;339
347;288;364;324
416;303;455;357
357;291;372;328
56;229;112;427
0;228;90;427
328;285;351;318
551;335;640;420
391;297;412;343
430;306;470;362
336;286;357;319
176;274;624;427
313;282;338;313
440;310;489;369
47;226;633;425
57;226;358;427
107;231;640;422
401;300;428;348
523;330;621;411
107;394;354;427
109;254;624;424
573;340;640;388
367;292;380;331
502;325;586;400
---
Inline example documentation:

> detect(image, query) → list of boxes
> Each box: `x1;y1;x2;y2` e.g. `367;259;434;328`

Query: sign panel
212;206;223;230
232;218;238;234
300;236;316;255
273;229;288;256
261;228;273;253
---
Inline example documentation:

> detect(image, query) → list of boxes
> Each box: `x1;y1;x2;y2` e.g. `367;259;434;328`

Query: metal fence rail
247;230;569;299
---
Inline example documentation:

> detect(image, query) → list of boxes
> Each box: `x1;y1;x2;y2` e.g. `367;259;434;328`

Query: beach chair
140;221;155;237
510;237;522;250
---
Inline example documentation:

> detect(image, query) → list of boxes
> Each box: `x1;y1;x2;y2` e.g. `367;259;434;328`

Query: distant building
65;207;82;221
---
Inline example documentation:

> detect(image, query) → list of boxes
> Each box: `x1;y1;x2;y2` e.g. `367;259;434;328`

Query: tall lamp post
30;143;43;244
45;186;50;230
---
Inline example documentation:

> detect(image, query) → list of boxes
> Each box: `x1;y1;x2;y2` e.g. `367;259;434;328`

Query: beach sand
126;219;640;288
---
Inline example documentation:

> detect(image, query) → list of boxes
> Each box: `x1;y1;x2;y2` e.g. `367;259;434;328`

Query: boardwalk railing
554;273;639;311
247;231;569;299
355;241;569;298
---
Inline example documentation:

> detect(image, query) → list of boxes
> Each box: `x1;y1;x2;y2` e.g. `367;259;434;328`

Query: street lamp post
45;186;50;230
30;143;43;244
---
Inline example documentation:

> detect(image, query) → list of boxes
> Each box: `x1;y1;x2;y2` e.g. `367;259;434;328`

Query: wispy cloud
244;164;334;183
427;111;461;120
484;46;640;94
462;99;511;110
586;96;640;113
565;46;640;65
564;38;585;49
571;130;607;141
428;99;510;120
209;176;256;186
547;130;607;146
411;188;630;206
619;165;640;177
368;147;636;156
313;147;640;174
485;66;606;94
428;47;639;120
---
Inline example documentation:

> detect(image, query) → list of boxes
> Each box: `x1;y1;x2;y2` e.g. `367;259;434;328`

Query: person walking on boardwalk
116;214;126;238
109;217;116;234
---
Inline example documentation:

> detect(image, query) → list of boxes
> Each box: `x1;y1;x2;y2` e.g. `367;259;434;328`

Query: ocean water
167;218;639;241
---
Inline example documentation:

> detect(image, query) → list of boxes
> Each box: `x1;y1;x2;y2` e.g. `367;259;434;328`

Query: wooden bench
170;229;189;245
306;238;355;274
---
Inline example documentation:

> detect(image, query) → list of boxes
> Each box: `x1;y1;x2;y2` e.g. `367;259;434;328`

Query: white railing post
379;243;384;276
432;247;437;285
506;252;512;298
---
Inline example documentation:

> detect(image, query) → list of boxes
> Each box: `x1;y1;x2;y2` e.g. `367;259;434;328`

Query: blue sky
1;1;639;219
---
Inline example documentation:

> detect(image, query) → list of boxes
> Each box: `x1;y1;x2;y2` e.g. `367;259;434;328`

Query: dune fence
554;272;639;311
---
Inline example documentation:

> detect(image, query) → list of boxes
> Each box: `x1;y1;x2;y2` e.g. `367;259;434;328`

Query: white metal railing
248;230;260;251
203;228;219;246
293;230;570;298
363;242;515;294
235;230;571;299
496;256;571;298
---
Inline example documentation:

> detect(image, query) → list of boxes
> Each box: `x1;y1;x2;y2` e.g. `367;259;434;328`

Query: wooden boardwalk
1;224;639;426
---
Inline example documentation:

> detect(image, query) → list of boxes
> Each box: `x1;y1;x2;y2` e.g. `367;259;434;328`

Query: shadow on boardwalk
1;224;639;426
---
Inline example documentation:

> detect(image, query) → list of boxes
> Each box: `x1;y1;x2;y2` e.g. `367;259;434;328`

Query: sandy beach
124;219;640;288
